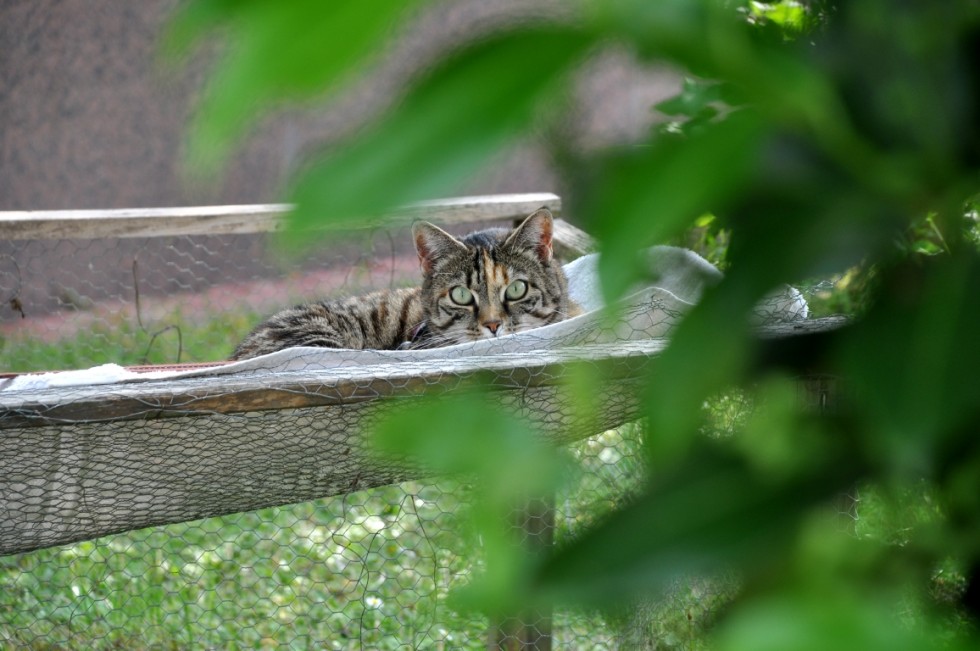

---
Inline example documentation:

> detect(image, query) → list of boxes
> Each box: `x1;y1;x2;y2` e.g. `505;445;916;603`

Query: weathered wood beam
552;218;597;259
0;193;561;240
0;341;660;430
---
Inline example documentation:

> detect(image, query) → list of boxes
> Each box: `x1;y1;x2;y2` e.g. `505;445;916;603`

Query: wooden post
799;373;858;534
487;217;590;650
488;495;555;651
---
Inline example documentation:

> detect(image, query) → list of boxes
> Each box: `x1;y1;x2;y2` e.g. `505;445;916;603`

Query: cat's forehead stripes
463;247;510;300
486;258;509;291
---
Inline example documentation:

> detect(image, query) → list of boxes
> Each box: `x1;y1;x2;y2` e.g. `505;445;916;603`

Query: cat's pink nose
483;320;502;335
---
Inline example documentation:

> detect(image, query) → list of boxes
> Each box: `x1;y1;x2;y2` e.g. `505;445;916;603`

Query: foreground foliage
170;0;980;647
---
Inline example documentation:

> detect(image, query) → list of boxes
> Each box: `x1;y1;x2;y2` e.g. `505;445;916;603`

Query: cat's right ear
413;221;467;273
505;208;554;263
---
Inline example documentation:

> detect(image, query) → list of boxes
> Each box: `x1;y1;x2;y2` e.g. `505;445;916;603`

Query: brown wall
0;0;679;211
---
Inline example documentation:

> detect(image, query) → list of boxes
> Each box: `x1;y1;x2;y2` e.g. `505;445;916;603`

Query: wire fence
0;230;420;372
0;200;849;650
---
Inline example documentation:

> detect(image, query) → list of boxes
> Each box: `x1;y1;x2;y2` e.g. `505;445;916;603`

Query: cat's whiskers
411;331;464;349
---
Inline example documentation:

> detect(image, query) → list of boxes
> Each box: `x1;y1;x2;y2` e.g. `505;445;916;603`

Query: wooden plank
0;341;660;430
0;204;289;240
399;193;561;228
552;218;597;259
0;193;561;241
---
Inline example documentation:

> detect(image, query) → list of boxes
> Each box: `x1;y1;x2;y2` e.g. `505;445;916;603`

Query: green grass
0;307;260;373
1;430;948;650
0;437;637;650
0;481;488;650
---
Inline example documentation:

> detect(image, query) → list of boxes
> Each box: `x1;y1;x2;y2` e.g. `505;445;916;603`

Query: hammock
0;195;822;557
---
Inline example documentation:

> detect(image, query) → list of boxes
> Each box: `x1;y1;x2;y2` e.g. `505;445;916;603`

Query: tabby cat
230;209;576;359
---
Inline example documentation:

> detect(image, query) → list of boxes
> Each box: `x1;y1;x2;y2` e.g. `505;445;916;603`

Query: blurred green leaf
714;589;971;651
827;2;978;173
371;391;571;505
589;111;765;303
655;78;726;118
733;375;831;480
371;391;575;615
836;252;980;478
525;443;860;606
592;0;847;138
286;27;595;242
640;287;755;461
634;148;903;460
166;0;425;172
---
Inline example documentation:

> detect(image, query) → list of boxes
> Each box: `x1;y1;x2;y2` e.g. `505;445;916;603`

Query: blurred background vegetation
162;0;980;648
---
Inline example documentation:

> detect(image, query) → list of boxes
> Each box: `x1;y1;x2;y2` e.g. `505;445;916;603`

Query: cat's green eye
505;280;528;301
450;285;474;305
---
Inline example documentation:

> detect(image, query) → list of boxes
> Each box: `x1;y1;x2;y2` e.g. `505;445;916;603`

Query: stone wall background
0;0;679;211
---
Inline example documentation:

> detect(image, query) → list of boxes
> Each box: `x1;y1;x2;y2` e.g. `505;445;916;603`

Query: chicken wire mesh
0;428;655;650
0;227;424;373
0;207;851;650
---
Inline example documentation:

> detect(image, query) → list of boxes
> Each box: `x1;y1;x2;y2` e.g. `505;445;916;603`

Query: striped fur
231;209;576;359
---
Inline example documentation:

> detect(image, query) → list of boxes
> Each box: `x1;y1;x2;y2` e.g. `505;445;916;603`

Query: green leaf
836;252;980;478
526;443;859;606
371;392;574;615
588;110;764;304
285;27;595;241
370;392;570;503
655;78;726;118
167;0;426;172
637;288;765;469
715;589;975;651
593;0;862;166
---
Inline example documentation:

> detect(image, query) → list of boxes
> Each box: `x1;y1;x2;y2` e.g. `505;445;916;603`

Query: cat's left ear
506;208;554;263
413;221;467;273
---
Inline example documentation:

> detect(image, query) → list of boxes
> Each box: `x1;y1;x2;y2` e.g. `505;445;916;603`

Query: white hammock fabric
1;246;806;392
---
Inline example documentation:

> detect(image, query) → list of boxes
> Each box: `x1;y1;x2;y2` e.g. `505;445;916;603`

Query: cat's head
412;208;572;346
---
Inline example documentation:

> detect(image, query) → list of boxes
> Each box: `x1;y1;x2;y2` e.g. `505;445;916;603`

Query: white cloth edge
1;247;805;392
